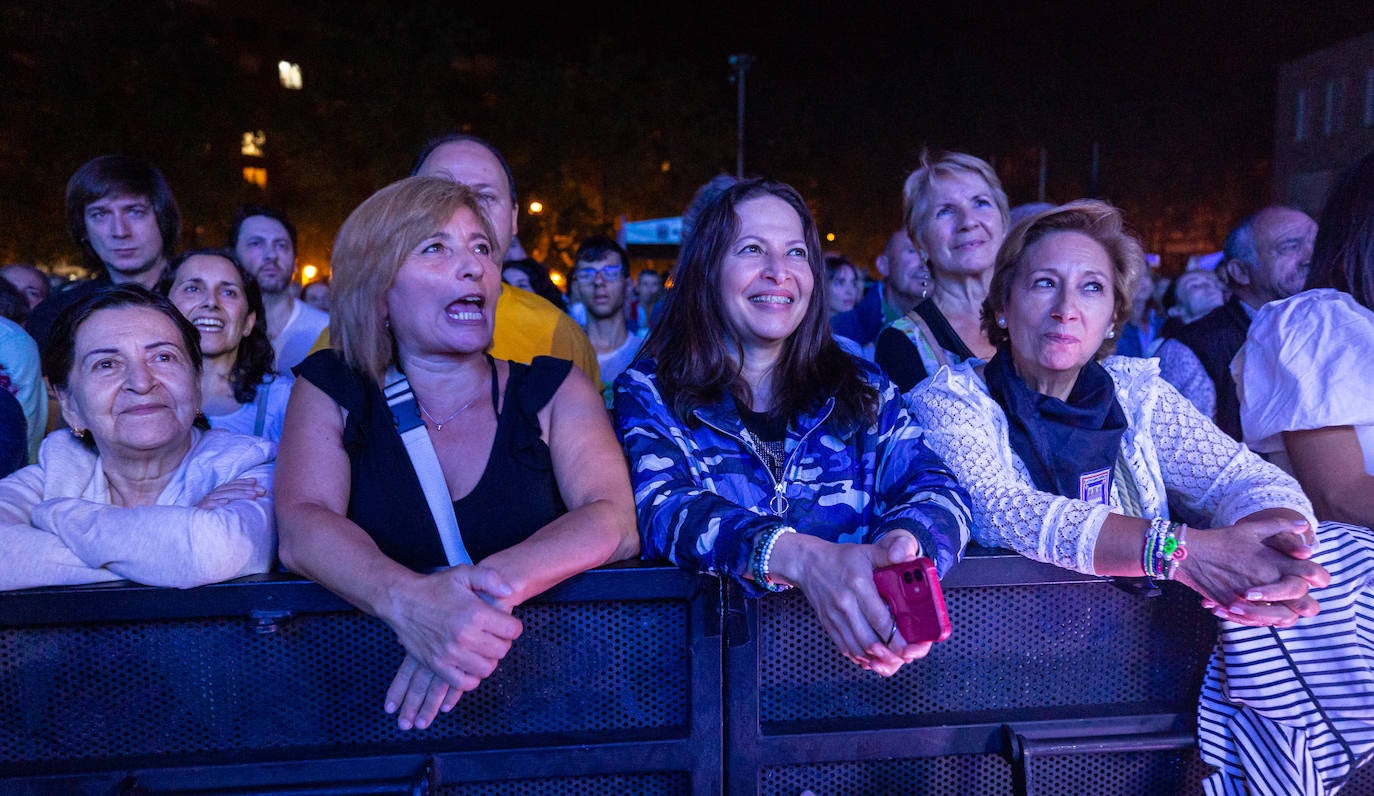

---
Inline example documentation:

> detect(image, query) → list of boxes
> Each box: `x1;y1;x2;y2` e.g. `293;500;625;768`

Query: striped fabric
1199;521;1374;795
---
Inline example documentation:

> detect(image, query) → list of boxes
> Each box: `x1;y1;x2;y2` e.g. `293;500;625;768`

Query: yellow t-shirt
305;286;600;385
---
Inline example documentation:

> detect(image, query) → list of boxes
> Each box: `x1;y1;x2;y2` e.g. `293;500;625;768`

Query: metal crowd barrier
1;561;721;795
4;549;1373;795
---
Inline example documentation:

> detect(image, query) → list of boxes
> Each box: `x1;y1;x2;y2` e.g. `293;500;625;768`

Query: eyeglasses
573;264;625;284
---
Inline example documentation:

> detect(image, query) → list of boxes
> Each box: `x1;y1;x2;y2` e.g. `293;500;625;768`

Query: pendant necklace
416;392;480;431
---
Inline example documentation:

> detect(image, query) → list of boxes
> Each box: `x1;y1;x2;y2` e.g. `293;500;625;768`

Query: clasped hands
1177;517;1330;628
380;564;522;730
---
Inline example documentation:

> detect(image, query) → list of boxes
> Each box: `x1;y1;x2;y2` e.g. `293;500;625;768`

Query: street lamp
728;54;755;179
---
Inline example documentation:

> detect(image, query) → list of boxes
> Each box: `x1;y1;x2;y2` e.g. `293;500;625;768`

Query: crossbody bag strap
903;308;952;375
383;367;474;566
253;378;271;437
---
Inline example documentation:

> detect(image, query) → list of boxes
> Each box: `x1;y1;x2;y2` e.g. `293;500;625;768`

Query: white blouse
1233;288;1374;476
906;356;1315;575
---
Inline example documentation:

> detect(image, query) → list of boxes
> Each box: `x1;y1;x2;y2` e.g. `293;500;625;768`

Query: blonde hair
329;176;496;382
982;199;1145;360
901;149;1010;254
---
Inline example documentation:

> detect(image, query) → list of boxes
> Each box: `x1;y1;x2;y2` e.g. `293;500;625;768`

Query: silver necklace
416;391;480;431
744;430;786;481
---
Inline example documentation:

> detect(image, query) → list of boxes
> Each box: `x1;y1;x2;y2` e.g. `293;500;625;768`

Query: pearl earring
996;317;1007;328
1106;329;1116;339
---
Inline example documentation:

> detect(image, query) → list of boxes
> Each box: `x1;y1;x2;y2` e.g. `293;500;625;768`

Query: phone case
872;557;951;644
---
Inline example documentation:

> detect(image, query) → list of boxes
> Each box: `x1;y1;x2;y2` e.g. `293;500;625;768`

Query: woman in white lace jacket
908;200;1327;624
908;200;1374;794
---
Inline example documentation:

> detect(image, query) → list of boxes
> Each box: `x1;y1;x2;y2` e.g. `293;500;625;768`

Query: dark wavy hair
642;178;878;428
163;248;277;404
1307;147;1374;310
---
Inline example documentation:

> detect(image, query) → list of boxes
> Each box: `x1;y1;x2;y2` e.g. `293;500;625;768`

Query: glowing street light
528;201;544;215
301;264;319;281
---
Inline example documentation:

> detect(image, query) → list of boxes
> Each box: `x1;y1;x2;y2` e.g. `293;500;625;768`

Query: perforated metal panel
437;772;689;795
760;754;1012;796
1;599;687;765
1023;748;1210;796
757;582;1215;724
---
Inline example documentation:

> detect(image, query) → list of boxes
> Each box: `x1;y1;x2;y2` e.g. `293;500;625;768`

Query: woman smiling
0;285;274;590
165;249;290;440
615;179;970;675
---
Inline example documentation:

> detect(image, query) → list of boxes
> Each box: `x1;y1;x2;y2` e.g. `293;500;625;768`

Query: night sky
3;1;1374;272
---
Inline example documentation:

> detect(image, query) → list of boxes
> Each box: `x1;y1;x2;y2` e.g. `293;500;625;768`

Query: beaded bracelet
1143;518;1189;582
751;525;796;592
1163;522;1189;580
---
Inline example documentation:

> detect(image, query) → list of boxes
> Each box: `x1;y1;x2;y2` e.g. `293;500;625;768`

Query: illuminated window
278;61;303;90
241;130;266;157
242;167;268;189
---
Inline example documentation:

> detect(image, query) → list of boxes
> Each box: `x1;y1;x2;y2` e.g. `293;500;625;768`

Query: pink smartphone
872;557;951;644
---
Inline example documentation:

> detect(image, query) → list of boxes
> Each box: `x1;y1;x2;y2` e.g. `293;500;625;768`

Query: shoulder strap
901;308;952;375
253;378;271;437
383;367;474;567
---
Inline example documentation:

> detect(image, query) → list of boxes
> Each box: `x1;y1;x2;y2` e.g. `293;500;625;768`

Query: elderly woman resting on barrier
276;176;639;731
0;285;275;591
907;199;1374;793
615;178;972;675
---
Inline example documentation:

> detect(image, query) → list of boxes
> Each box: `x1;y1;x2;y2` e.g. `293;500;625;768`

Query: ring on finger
882;621;896;646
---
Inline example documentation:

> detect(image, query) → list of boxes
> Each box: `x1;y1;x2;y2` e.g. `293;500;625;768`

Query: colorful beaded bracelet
751;525;796;592
1143;518;1188;582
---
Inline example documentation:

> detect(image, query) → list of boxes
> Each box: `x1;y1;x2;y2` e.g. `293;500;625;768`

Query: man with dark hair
409;134;599;384
1158;205;1317;440
27;155;181;354
229;205;328;372
572;235;642;406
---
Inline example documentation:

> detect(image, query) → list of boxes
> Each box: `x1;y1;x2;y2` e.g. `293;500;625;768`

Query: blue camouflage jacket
613;357;972;596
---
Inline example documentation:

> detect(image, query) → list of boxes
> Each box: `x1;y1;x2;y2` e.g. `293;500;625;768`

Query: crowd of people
3;137;1374;792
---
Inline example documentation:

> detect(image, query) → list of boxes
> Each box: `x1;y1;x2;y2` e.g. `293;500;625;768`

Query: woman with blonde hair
276;176;638;731
875;149;1010;392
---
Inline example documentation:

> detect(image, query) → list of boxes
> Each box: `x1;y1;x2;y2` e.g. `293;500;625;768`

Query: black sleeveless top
296;350;571;571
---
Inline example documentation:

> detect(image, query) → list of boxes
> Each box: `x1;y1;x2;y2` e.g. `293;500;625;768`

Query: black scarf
983;347;1127;504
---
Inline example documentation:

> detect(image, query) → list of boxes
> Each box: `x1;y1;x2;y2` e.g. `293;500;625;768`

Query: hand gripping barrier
6;548;1374;795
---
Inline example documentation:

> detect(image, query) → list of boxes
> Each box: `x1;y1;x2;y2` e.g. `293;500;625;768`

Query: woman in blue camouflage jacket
614;179;972;676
